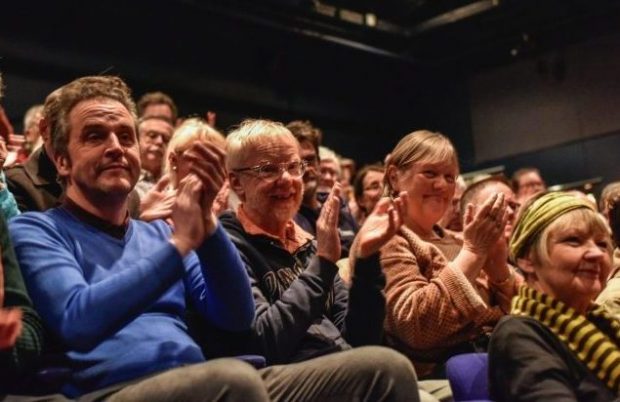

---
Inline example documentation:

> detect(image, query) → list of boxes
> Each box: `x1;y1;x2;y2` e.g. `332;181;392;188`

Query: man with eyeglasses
214;119;421;402
287;120;358;258
134;116;173;199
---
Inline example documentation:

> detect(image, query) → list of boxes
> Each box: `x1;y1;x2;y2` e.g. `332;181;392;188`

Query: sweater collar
61;197;129;239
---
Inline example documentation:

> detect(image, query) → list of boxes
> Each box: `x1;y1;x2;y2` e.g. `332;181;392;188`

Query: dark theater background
2;0;620;191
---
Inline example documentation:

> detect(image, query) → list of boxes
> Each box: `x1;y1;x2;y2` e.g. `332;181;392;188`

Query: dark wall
469;32;620;191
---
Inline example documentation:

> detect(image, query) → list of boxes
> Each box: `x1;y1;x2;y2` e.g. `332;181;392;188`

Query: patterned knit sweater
380;225;520;377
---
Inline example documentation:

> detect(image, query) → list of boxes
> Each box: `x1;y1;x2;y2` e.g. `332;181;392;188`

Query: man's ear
228;171;245;202
55;153;71;179
39;117;49;143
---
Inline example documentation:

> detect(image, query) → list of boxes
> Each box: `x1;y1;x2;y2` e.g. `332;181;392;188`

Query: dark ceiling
183;0;620;70
1;0;620;167
4;0;620;73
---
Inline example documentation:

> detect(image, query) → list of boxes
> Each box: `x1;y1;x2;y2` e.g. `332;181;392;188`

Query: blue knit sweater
9;207;254;397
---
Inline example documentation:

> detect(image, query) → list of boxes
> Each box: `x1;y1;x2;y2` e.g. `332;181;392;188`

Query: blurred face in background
318;159;339;193
517;171;545;202
139;118;173;178
359;170;384;215
472;182;519;238
299;140;319;204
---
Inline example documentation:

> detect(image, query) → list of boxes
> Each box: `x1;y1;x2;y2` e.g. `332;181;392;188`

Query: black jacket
5;147;62;212
219;211;386;365
489;316;620;402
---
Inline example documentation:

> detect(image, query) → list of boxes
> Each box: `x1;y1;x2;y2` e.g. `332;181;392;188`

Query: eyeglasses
233;161;307;181
144;131;171;144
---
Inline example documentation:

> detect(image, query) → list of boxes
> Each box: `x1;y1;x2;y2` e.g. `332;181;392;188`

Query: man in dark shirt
220;118;419;402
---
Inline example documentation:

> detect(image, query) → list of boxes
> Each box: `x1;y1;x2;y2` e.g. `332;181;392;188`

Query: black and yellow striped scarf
512;286;620;395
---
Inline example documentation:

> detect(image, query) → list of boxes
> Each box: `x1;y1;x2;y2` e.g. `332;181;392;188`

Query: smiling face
523;209;612;313
56;98;140;204
230;135;303;232
391;159;458;233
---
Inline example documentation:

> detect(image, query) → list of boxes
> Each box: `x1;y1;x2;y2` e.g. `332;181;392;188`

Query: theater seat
445;353;493;402
233;354;267;369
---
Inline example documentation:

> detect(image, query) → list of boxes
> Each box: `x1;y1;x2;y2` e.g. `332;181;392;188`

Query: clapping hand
462;192;509;257
139;174;177;222
182;142;227;234
316;182;342;263
355;192;408;259
170;174;206;256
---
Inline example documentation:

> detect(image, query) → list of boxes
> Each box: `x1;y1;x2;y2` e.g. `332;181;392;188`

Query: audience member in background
599;181;620;219
566;189;598;210
0;73;13;144
490;192;618;402
318;146;358;255
352;163;385;226
378;130;517;382
0;194;44;394
597;181;620;272
438;175;466;233
288;122;358;257
134;116;173;199
0;74;23;218
136;91;178;125
8;75;264;400
0;138;20;219
596;193;620;319
219;119;420;402
340;157;356;202
22;104;44;154
512;167;546;204
140;117;229;222
5;88;64;214
460;176;520;240
317;146;340;197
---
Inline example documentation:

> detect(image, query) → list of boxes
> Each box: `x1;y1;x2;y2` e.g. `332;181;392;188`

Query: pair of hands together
462;192;511;281
168;142;227;256
316;183;409;263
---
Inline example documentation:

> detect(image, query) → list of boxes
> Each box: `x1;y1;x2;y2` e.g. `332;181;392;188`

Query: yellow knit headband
509;192;595;263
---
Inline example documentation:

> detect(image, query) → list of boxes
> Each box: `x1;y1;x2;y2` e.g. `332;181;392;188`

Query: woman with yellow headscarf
489;191;620;401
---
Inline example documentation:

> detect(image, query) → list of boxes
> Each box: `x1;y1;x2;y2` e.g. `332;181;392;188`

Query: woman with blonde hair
489;191;618;401
370;130;520;379
139;118;229;222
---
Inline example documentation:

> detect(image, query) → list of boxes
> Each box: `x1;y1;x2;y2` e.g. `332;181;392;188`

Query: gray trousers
2;346;420;402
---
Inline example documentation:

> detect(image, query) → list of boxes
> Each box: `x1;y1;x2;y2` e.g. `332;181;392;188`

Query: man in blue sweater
8;76;266;400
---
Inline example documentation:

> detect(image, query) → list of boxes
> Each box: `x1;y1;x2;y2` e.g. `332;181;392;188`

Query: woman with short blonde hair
489;191;617;401
372;129;519;379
